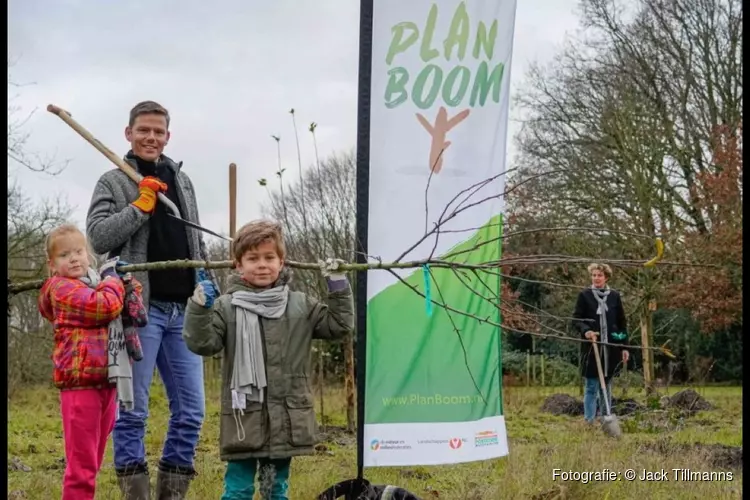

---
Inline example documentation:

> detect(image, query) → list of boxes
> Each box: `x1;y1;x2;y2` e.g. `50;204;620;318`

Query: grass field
7;381;742;499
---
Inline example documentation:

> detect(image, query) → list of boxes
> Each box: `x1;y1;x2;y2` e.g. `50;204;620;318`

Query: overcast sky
8;0;581;238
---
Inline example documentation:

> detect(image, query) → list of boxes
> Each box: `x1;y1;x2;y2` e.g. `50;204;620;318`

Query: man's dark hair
129;100;170;128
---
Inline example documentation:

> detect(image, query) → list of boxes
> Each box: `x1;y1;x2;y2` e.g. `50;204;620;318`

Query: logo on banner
474;430;499;447
383;1;507;174
371;439;412;451
449;438;463;449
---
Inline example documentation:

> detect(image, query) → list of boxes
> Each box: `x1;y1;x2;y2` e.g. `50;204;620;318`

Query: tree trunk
640;306;654;395
344;332;356;433
317;346;326;432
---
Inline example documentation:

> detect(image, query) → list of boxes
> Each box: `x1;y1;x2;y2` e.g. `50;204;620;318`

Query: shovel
591;338;622;439
46;104;231;242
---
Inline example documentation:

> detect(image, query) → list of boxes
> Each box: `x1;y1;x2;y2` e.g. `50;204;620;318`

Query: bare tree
7;60;73;396
514;0;742;245
8;61;68;175
510;0;742;387
7;191;64;395
261;148;357;432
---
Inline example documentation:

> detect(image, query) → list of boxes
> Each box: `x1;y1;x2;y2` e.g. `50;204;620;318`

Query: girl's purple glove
99;257;120;281
121;273;147;361
124;326;144;362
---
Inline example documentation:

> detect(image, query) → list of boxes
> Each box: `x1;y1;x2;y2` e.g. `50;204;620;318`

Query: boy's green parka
182;269;353;461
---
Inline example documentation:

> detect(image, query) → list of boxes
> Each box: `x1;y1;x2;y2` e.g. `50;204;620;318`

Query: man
87;101;213;499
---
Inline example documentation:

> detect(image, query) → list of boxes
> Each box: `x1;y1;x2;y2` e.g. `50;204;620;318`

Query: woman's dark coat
571;287;629;379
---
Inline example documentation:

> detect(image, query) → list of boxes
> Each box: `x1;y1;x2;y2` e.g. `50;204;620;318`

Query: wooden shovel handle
591;339;613;416
46;104;181;218
47;104;141;184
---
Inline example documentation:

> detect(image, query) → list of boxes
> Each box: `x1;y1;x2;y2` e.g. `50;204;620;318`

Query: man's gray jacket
86;155;214;309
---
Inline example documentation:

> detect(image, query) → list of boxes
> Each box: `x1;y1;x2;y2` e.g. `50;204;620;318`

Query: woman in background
572;263;630;425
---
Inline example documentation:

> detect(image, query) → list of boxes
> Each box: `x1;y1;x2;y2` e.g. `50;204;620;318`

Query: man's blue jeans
113;301;205;469
583;376;612;422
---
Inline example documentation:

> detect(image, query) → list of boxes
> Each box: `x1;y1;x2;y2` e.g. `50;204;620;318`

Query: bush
613;369;645;393
501;350;528;377
543;356;580;386
501;350;580;386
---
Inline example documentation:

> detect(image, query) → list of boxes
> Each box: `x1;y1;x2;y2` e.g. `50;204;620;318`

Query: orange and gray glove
131;176;168;214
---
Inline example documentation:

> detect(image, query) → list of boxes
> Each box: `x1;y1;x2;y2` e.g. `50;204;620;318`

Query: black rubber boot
116;464;151;500
155;461;196;500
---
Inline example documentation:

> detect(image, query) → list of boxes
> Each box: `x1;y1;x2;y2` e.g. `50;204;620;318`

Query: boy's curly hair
233;220;286;263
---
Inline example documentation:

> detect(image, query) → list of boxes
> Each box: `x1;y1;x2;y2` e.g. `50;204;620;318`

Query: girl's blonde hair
587;262;612;279
45;224;98;275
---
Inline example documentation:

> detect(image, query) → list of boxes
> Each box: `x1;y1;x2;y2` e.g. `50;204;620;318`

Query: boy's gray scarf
80;269;133;411
591;285;610;374
230;286;289;411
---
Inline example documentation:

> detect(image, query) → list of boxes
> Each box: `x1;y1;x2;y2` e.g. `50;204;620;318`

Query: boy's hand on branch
319;258;348;292
197;268;210;283
191;279;218;308
319;258;346;280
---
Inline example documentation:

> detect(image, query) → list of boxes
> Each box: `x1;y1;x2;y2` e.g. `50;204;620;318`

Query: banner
362;0;516;467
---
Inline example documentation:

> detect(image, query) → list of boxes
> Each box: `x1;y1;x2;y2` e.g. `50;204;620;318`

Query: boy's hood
225;266;292;294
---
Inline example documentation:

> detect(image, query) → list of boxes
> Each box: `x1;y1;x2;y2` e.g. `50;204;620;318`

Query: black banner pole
354;0;374;482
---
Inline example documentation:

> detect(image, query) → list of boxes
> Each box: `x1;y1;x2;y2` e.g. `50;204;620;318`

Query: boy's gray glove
319;258;348;292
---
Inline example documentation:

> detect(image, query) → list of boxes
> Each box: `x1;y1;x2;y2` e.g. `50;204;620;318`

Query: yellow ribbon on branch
643;236;665;268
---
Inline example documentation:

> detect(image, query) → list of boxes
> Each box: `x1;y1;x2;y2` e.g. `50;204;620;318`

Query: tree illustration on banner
416;107;470;173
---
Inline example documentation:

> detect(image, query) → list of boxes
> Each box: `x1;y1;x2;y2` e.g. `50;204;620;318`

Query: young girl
38;224;144;500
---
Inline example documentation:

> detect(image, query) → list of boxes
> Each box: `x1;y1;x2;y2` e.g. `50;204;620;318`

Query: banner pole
354;0;374;481
229;163;237;256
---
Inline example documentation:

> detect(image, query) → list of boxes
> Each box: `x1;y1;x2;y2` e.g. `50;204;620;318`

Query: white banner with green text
363;0;517;467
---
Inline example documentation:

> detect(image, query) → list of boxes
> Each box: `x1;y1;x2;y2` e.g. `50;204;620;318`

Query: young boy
182;220;354;499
